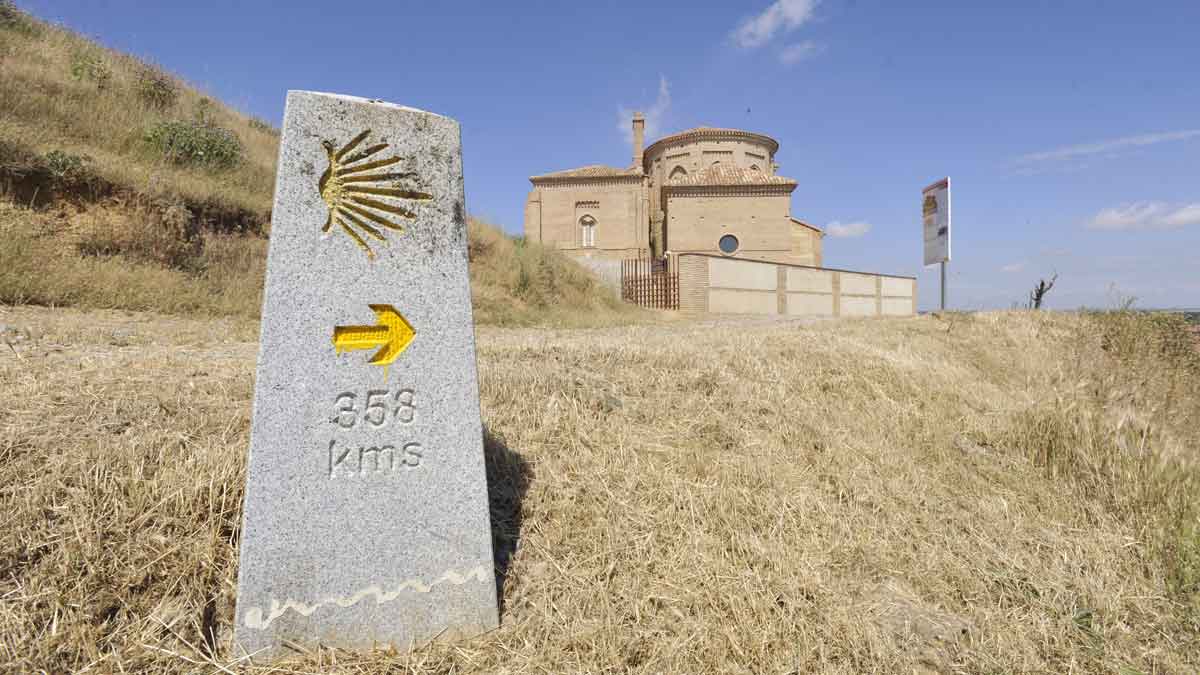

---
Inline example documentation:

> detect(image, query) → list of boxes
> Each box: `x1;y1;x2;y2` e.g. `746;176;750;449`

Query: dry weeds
0;202;267;318
1;306;1197;673
0;203;644;328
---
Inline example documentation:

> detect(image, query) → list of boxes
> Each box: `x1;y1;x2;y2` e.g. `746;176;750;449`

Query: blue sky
26;0;1200;310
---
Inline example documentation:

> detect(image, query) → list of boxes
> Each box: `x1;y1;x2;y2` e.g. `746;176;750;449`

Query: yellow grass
467;218;648;327
0;202;643;327
1;307;1196;672
0;202;267;317
0;6;277;218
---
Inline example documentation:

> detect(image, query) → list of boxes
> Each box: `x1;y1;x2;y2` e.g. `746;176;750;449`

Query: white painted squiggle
242;565;489;629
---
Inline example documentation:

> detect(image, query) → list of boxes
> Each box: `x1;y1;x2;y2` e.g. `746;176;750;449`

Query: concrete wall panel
709;289;777;314
882;297;912;316
841;295;877;316
787;267;834;293
674;253;915;318
709;256;777;290
840;272;877;296
882;276;914;298
786;293;834;316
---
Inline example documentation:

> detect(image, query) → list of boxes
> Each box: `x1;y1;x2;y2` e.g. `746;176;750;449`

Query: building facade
524;113;823;279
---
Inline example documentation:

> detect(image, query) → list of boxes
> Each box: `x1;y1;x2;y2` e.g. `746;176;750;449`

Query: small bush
0;0;38;35
69;50;111;90
248;117;279;136
42;149;91;182
0;0;20;25
135;68;178;110
145;119;242;170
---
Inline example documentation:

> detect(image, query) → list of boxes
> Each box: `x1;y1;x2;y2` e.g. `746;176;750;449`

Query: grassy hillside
0;3;638;327
0;0;276;223
1;307;1197;672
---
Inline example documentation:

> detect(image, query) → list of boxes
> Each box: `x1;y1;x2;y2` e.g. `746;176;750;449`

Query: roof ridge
645;126;781;155
530;164;644;181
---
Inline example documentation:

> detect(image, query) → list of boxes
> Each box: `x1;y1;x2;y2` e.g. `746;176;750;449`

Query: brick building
523;113;823;281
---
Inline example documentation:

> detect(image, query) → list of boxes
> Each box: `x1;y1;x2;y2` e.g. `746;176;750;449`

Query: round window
718;234;739;254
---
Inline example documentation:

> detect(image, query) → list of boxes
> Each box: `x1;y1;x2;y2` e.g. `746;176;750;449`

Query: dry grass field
2;305;1198;673
2;4;1199;673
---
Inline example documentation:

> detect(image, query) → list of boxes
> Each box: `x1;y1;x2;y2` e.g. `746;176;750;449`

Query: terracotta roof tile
667;164;796;187
531;164;642;180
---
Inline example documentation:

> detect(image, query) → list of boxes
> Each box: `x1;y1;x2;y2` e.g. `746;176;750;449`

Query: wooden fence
621;255;679;310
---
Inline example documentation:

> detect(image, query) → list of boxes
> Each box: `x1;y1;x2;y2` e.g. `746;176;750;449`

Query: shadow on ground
483;426;531;614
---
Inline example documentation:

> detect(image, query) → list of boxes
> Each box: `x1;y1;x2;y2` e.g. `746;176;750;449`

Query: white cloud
732;0;819;49
618;75;671;146
826;220;871;238
1015;129;1200;165
778;40;822;65
1162;203;1200;228
1087;201;1200;231
1001;262;1026;273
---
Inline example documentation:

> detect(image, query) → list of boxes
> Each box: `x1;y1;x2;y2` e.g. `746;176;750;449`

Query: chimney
632;112;645;169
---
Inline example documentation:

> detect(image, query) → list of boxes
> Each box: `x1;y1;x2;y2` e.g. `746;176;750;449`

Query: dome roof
644;126;780;157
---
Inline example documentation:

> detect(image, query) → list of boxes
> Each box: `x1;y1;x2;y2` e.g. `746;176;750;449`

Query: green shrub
42;149;91;181
69;50;111;90
135;68;178;110
248;117;278;136
145;119;242;170
0;0;19;25
0;0;38;35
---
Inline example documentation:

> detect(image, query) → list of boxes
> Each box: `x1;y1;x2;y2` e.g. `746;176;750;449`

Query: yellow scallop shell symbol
319;129;433;259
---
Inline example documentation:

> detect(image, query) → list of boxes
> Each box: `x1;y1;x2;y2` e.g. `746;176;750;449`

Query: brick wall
677;255;709;314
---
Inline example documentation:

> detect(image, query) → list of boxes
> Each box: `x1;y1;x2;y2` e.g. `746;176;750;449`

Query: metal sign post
922;177;951;311
940;260;946;311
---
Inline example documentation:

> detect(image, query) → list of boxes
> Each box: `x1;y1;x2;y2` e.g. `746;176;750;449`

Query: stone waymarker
234;91;497;659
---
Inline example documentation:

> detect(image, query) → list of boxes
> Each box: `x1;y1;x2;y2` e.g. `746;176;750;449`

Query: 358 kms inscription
325;386;426;478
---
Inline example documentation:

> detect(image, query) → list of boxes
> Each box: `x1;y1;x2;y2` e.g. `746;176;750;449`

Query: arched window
579;215;596;248
668;166;687;180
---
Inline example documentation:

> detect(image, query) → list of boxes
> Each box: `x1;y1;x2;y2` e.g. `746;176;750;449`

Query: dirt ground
1;305;1198;673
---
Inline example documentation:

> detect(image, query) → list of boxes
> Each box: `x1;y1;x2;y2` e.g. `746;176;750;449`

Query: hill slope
0;0;276;223
0;3;637;327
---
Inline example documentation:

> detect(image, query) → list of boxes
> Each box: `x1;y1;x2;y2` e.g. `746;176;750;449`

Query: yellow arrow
332;304;416;367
